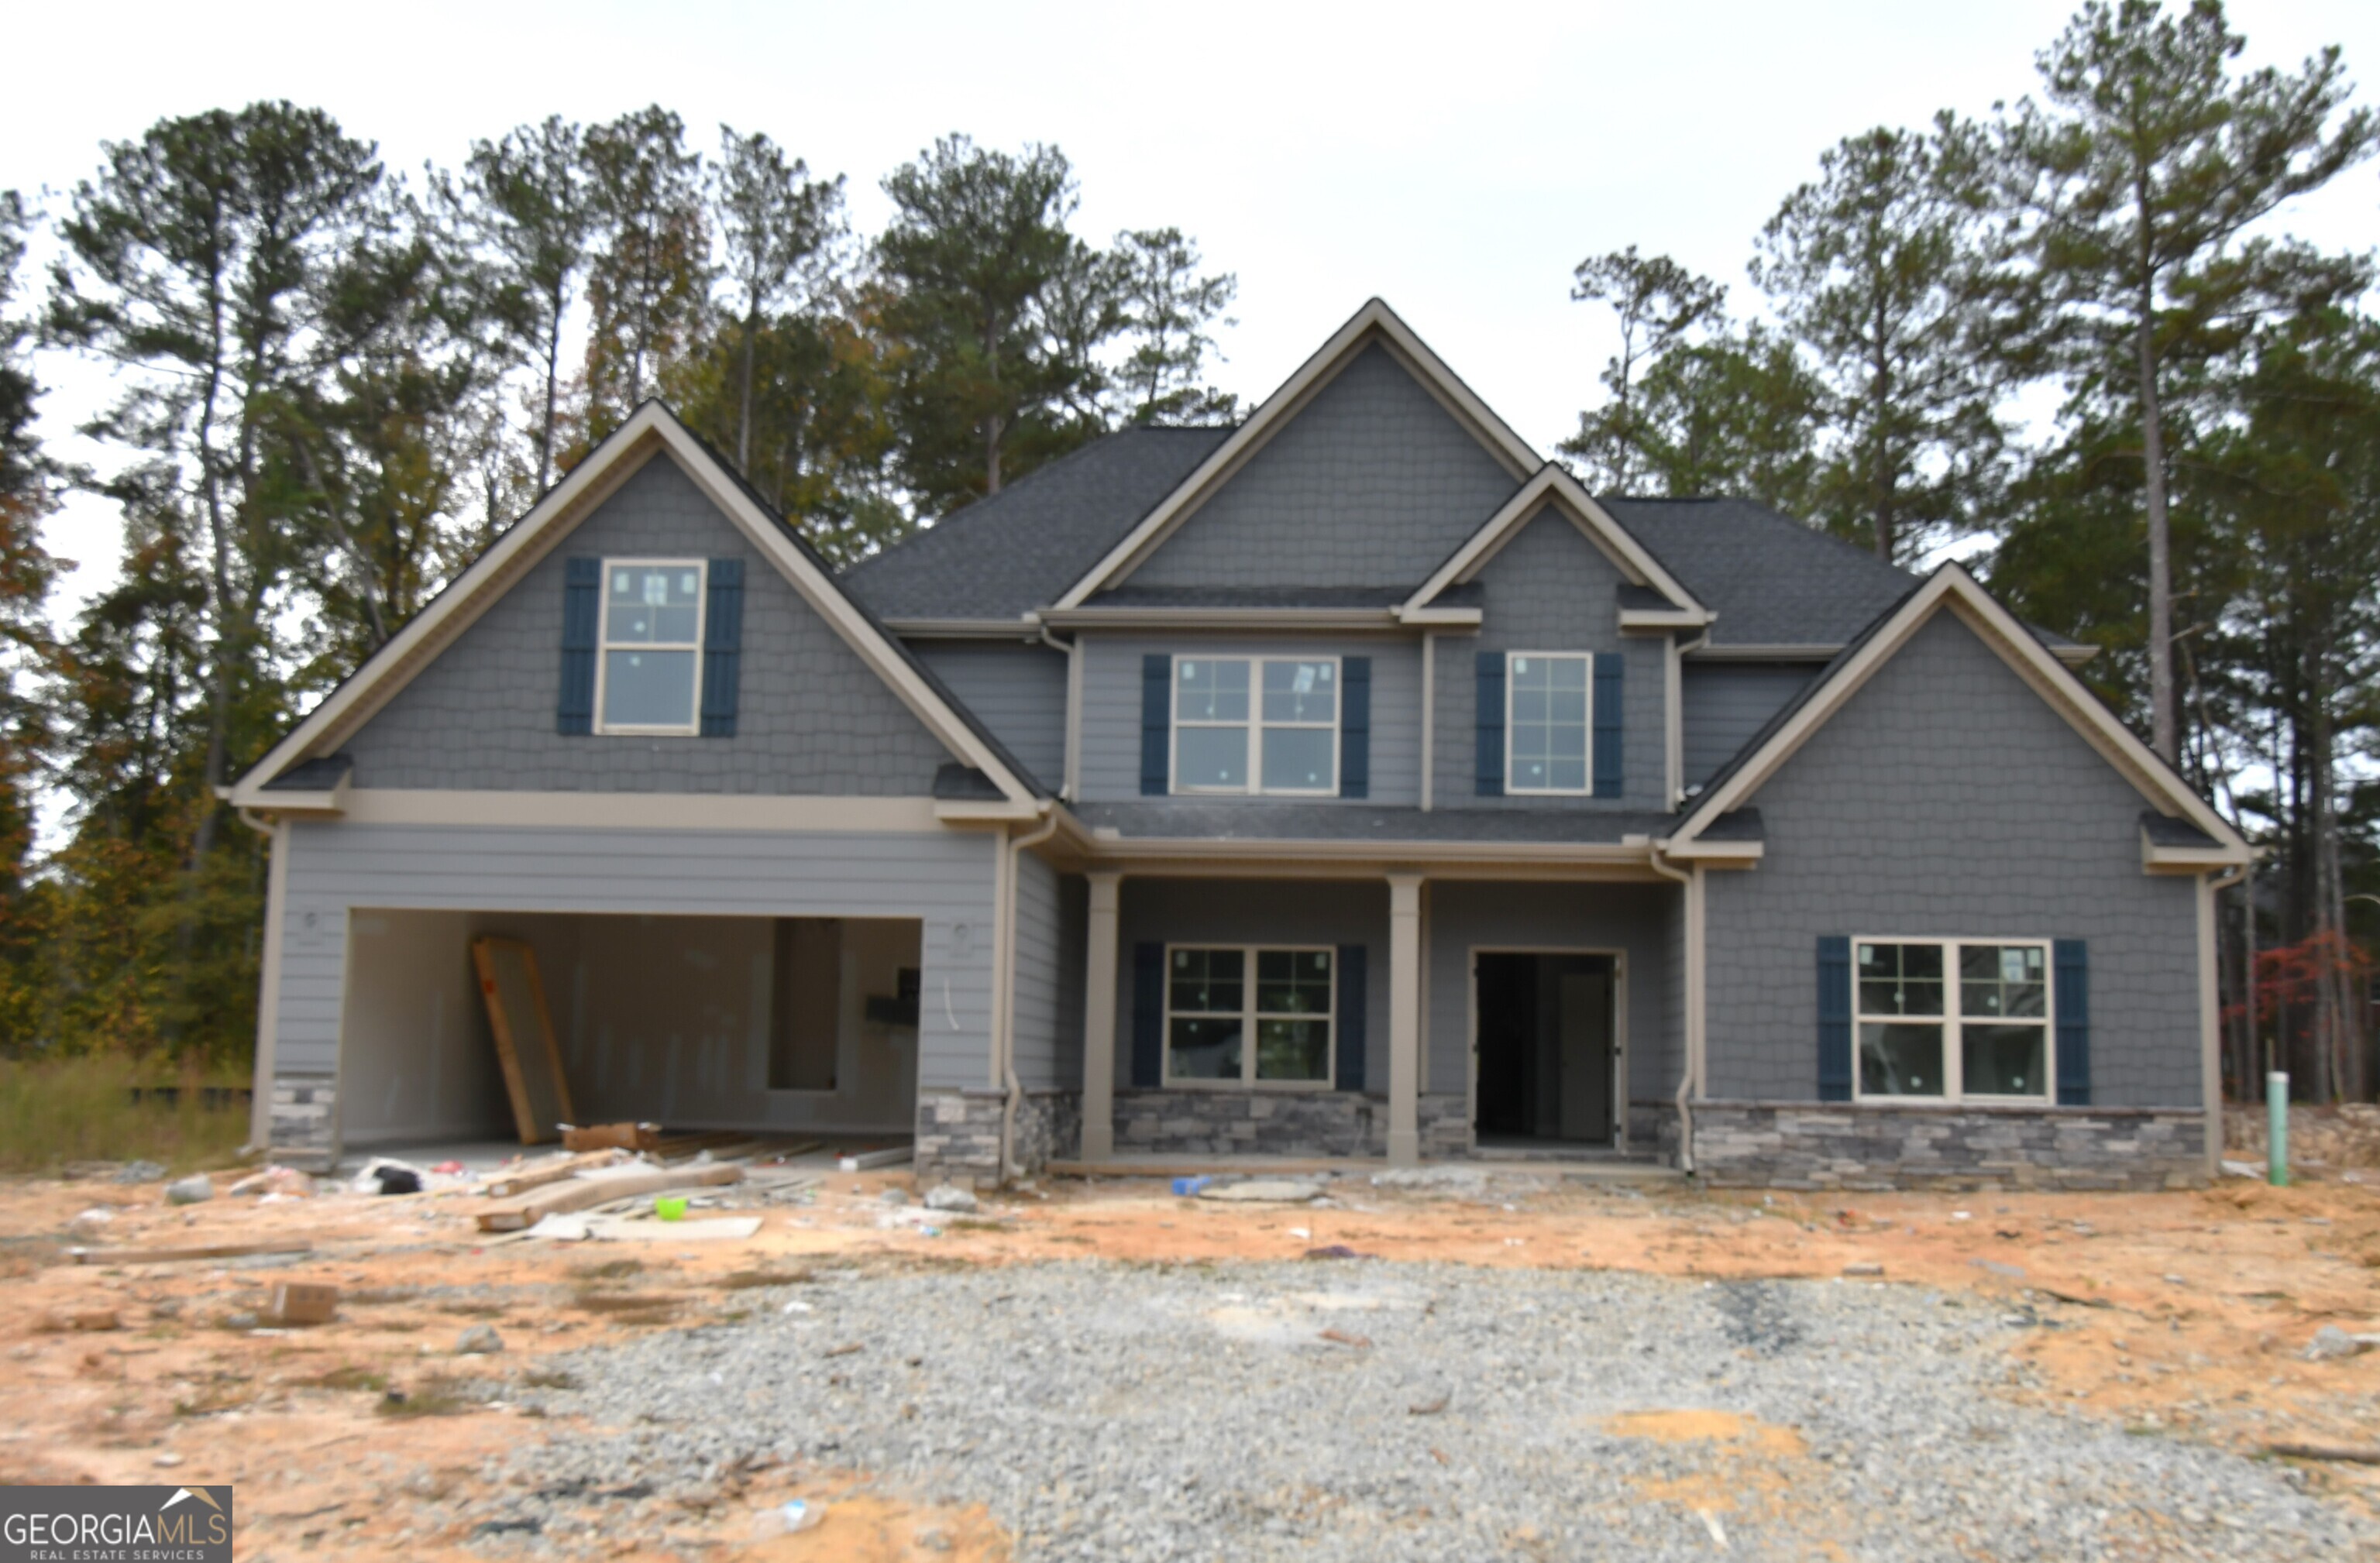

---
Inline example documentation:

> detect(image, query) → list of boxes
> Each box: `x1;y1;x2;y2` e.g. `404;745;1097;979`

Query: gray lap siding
273;821;1003;1096
912;640;1068;792
1701;611;2202;1109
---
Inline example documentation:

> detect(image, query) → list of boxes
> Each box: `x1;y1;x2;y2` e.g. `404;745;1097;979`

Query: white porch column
1079;871;1123;1161
1387;871;1425;1166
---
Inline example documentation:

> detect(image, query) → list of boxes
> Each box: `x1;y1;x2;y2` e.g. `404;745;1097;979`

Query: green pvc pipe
2268;1070;2289;1187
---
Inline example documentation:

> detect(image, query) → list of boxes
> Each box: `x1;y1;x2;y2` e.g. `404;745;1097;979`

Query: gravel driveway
498;1259;2371;1561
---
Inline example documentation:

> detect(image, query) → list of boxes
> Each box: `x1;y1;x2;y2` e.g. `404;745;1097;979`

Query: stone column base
913;1089;1080;1186
268;1074;339;1170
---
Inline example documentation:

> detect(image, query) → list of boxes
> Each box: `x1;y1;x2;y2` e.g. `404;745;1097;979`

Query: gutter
996;804;1064;1183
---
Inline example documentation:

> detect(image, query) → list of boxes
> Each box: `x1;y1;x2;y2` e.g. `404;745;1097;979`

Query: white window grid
593;557;707;736
1850;936;2054;1104
1504;651;1594;795
1169;655;1342;796
1160;943;1337;1091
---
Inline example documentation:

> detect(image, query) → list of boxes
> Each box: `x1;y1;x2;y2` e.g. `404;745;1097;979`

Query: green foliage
0;1053;250;1172
1560;247;1728;492
1109;228;1238;426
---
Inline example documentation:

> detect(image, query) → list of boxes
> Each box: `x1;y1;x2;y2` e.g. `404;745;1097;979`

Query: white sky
9;0;2379;619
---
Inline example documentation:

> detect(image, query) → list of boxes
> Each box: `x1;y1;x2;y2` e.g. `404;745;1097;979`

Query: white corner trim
1051;299;1539;611
1666;565;2248;855
1397;465;1708;621
229;403;1037;811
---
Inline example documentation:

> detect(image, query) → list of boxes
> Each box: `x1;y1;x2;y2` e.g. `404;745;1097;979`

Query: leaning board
471;936;576;1145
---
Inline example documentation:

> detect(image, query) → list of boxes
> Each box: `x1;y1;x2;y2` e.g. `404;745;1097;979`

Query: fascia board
231;405;677;801
1399;467;1708;620
1039;606;1414;630
1686;643;1845;662
884;617;1043;638
1051;300;1539;611
1078;833;1658;868
1618;608;1718;632
2142;830;2251;874
1656;838;1764;863
1669;567;2248;854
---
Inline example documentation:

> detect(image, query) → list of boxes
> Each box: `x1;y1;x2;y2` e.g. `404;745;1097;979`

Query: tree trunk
737;301;757;473
2135;274;2178;764
539;287;562;492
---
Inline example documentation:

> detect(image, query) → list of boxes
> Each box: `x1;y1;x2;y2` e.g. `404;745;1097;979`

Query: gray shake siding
1423;881;1679;1104
1701;611;2202;1107
912;639;1068;789
1078;634;1422;806
1681;662;1818;789
343;452;955;794
1429;508;1666;809
1112;878;1391;1091
273;821;1002;1094
1123;343;1518;590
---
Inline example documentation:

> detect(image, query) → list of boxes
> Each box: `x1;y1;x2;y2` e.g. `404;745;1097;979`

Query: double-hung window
1506;653;1591;794
1163;945;1335;1087
1171;657;1339;794
597;560;706;734
1855;940;2050;1103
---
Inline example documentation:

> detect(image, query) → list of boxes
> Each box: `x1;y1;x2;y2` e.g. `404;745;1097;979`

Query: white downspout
998;804;1064;1182
1037;621;1079;802
1648;848;1697;1173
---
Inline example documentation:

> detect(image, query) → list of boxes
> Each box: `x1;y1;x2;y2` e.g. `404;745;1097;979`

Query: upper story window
1856;940;2050;1103
1172;657;1338;795
598;560;706;733
1506;653;1591;795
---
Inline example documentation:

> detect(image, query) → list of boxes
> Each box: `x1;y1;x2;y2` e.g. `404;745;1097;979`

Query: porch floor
1047;1153;1682;1183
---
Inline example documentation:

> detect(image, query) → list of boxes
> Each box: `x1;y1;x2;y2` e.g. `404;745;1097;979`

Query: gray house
229;300;2249;1190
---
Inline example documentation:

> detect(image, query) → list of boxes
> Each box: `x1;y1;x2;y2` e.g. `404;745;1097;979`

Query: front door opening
1474;952;1616;1146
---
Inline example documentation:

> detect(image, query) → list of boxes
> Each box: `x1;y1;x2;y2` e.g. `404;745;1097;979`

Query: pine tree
1560;248;1727;492
582;107;709;438
711;127;844;475
1109;228;1237;424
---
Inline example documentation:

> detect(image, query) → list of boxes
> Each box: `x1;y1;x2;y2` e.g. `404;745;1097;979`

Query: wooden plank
474;1163;743;1232
480;1151;626;1200
72;1241;314;1266
472;936;576;1146
2268;1443;2380;1465
562;1122;659;1153
836;1146;913;1172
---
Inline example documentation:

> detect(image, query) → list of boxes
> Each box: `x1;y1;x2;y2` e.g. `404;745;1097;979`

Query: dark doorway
1474;952;1616;1145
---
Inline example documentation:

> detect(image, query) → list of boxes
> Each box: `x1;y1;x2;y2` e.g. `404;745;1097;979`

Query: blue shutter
699;558;744;737
1474;651;1505;796
2055;939;2090;1106
1339;657;1371;799
1593;652;1625;796
1335;944;1367;1091
556;557;600;735
1817;935;1852;1101
1131;942;1165;1087
1140;655;1171;796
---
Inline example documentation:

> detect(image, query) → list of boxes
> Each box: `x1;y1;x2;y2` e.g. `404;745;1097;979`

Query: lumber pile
474;1163;745;1232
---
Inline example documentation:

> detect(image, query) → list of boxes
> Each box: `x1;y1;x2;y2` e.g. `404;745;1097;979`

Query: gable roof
840;425;1229;626
229;402;1045;809
1049;298;1540;610
1663;562;2247;860
1399;465;1708;623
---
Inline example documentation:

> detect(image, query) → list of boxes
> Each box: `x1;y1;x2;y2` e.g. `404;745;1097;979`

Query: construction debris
164;1175;215;1205
562;1122;662;1153
474;1163;745;1233
71;1239;314;1266
837;1146;913;1173
1197;1180;1322;1203
922;1183;978;1214
264;1282;340;1327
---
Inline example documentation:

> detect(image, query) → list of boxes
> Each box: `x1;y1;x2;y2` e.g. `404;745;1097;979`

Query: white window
1163;944;1335;1088
1171;657;1339;795
1506;652;1592;794
597;560;706;734
1854;940;2051;1103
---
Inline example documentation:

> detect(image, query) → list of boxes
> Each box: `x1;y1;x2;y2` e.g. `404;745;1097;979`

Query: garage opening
338;909;922;1149
1473;950;1618;1148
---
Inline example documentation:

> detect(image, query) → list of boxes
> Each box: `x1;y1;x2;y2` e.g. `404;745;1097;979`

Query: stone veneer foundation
1687;1101;2206;1191
914;1089;1082;1184
268;1073;338;1168
1112;1090;1471;1159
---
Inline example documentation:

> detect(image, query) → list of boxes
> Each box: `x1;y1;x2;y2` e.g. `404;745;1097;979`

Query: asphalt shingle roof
840;426;1232;622
1597;496;1921;648
1075;801;1680;845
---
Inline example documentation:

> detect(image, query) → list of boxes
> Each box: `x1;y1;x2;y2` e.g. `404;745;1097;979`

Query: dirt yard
3;1157;2377;1560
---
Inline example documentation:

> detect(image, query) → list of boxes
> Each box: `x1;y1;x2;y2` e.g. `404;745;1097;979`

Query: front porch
1065;867;1685;1171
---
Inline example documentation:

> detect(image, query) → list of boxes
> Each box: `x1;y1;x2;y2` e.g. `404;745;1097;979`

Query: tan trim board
318;788;946;833
885;617;1042;637
1053;300;1539;610
1618;608;1718;631
1666;566;2247;858
1684;643;1845;662
1398;466;1707;621
1038;607;1424;630
248;817;292;1149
